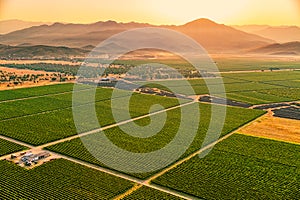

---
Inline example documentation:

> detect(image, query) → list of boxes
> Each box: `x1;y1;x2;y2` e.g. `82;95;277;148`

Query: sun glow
0;0;299;25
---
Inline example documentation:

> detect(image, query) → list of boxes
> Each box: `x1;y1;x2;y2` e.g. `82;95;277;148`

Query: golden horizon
0;0;299;26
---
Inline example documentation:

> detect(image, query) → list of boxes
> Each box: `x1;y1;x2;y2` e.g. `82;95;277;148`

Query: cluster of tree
0;70;74;87
1;62;208;80
1;63;131;78
1;63;79;76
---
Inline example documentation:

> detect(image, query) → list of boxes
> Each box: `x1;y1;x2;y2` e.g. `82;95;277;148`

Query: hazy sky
0;0;299;25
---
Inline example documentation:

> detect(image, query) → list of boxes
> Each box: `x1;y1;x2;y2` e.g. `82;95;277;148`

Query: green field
0;72;299;199
124;186;183;200
136;71;300;104
218;71;300;103
144;80;285;96
0;159;134;199
46;103;264;179
0;83;76;102
0;86;182;145
0;86;132;120
0;138;28;156
114;57;300;72
153;134;300;199
222;71;300;81
224;88;300;105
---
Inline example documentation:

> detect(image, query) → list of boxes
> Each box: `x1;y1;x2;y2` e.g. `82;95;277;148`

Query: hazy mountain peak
183;18;218;27
92;20;118;26
51;22;65;26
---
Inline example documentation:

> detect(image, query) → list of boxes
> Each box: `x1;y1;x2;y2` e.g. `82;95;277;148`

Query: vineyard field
0;159;134;199
0;83;75;102
223;91;291;105
0;138;28;156
222;71;300;82
135;71;300;105
223;88;300;105
0;87;181;145
0;87;131;120
142;79;285;96
46;103;264;179
124;186;183;199
153;134;300;199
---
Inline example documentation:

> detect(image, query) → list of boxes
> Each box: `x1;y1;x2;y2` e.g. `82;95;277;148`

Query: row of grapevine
0;83;75;102
222;71;300;82
0;88;181;145
124;186;183;199
0;138;28;156
0;87;123;120
0;159;134;199
46;104;264;179
154;134;300;199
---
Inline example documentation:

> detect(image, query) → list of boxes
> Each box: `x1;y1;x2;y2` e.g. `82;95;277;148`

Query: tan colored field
239;114;300;144
0;81;73;91
0;66;74;90
0;59;81;65
0;66;53;75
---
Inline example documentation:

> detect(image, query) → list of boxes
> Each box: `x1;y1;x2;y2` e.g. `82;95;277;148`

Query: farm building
20;151;50;165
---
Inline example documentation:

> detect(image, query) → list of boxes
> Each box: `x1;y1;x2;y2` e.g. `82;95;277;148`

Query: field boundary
110;112;268;199
0;101;267;199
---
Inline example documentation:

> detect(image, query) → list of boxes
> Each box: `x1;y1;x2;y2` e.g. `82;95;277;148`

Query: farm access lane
0;99;199;200
0;99;269;200
0;99;197;157
114;111;268;199
0;135;34;149
37;99;197;150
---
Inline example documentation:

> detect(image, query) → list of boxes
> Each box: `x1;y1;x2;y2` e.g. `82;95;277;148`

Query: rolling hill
248;41;300;55
0;44;88;59
172;19;273;53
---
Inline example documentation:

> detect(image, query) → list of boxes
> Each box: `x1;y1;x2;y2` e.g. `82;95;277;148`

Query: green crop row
222;71;300;82
153;134;300;199
0;138;28;156
0;91;181;145
223;87;300;105
46;104;264;179
0;159;134;199
0;87;131;120
124;186;183;199
0;83;77;102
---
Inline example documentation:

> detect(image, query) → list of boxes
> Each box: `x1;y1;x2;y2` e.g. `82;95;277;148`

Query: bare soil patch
239;113;300;144
4;149;60;169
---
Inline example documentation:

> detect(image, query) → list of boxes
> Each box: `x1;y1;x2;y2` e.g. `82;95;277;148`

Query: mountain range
248;41;300;55
0;19;52;34
233;25;300;43
0;18;299;57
